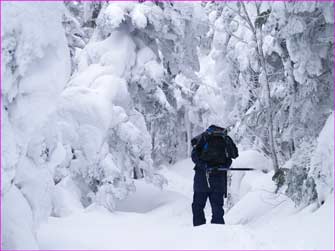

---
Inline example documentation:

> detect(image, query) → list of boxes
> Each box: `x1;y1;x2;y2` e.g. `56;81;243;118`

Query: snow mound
233;150;272;171
2;186;39;250
227;171;292;225
229;150;273;206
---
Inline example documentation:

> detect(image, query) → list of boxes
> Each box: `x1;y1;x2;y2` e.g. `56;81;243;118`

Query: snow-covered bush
277;112;333;207
310;112;334;204
284;141;318;206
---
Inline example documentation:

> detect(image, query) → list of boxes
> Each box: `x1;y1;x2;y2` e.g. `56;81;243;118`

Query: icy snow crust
37;158;334;250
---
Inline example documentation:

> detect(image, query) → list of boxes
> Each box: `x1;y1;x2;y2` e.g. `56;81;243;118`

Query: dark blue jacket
191;140;229;196
191;126;238;197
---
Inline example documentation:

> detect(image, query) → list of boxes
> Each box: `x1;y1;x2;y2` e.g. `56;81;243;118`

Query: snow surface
3;2;334;250
37;156;334;250
2;186;38;250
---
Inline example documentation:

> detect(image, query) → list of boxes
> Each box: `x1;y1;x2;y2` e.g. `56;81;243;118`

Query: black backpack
199;131;238;166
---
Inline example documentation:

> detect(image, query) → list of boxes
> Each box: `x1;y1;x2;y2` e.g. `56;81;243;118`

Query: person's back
191;125;238;226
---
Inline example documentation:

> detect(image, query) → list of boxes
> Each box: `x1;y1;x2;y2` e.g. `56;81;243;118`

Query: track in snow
37;158;333;250
37;159;265;250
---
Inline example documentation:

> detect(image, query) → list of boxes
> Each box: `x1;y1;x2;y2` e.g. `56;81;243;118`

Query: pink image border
0;0;334;250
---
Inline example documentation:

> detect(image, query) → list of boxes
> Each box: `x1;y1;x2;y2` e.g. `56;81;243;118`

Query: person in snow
191;125;239;226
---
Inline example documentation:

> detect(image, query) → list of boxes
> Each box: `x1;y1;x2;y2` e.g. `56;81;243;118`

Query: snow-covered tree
95;2;209;165
2;2;71;248
202;1;333;206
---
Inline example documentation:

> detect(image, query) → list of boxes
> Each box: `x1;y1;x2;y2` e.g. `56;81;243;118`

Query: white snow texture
1;1;334;250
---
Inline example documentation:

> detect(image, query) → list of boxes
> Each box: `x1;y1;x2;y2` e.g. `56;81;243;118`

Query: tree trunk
257;28;280;173
278;38;298;158
241;3;279;172
184;107;191;157
83;3;90;24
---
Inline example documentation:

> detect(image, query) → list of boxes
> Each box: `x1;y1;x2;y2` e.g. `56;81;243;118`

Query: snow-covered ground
3;2;333;250
37;158;334;250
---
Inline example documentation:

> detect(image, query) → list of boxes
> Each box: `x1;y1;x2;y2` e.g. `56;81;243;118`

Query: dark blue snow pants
192;191;225;226
192;169;226;226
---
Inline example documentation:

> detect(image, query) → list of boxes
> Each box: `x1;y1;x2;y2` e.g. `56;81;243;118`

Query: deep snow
37;158;334;250
3;2;334;250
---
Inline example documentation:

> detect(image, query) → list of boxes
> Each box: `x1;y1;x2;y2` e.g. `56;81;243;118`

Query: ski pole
210;167;255;171
225;168;255;171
